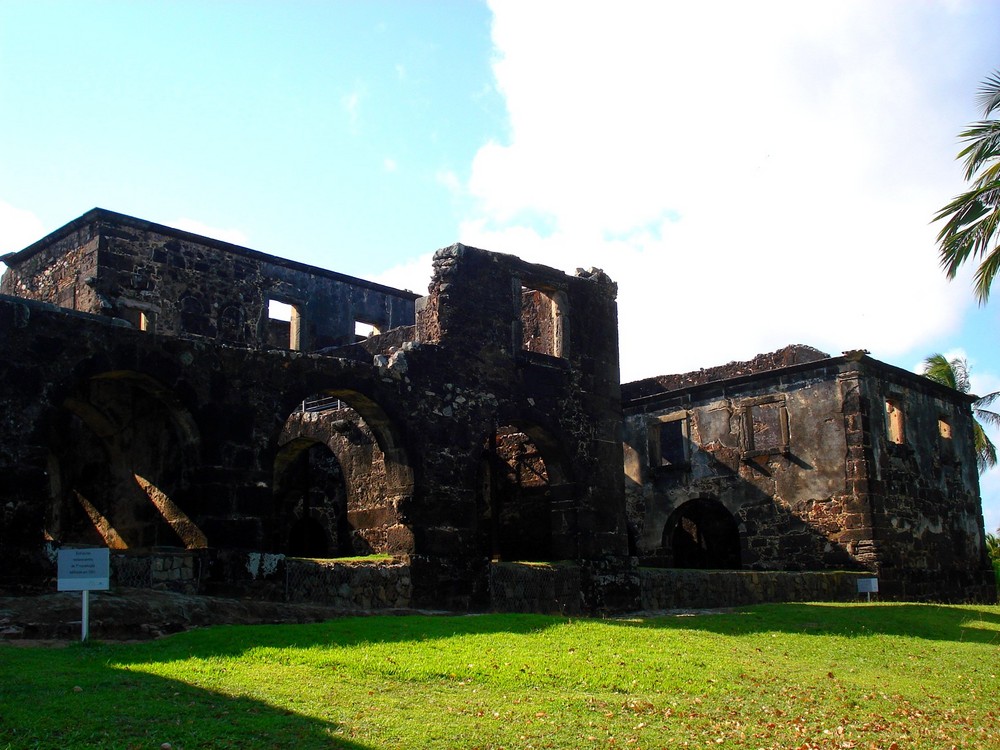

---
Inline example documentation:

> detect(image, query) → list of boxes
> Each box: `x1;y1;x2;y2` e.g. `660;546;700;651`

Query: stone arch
276;387;414;557
47;370;203;551
661;498;742;569
477;420;574;562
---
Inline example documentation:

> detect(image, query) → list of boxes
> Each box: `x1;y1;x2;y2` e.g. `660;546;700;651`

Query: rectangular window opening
518;282;567;358
885;398;905;445
650;416;690;469
354;320;381;341
268;298;302;350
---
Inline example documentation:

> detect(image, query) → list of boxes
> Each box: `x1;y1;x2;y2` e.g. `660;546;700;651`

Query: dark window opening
650;417;689;468
181;296;212;337
662;498;741;569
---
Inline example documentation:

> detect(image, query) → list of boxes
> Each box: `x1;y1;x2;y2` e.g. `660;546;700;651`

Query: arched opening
477;422;573;562
47;371;202;550
276;388;414;558
662;498;742;569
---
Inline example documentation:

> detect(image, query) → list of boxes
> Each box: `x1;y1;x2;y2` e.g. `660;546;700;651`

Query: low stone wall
283;558;411;610
487;562;871;614
489;561;583;614
639;568;870;610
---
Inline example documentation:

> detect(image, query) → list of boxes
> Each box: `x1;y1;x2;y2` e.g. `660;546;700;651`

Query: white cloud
171;218;250;247
383;157;398;173
471;0;997;382
371;251;435;296
0;200;45;255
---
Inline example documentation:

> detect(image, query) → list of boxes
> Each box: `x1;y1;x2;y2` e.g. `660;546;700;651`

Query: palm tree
922;353;1000;473
935;70;1000;303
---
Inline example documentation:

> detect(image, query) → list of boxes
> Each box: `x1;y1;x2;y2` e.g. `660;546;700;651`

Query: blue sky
2;0;1000;531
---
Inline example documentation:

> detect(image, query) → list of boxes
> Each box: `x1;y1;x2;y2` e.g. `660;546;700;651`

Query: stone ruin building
0;208;994;611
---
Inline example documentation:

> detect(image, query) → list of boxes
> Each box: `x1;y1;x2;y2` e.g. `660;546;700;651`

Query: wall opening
118;304;155;332
354;320;381;341
277;388;415;557
649;415;689;468
478;422;573;562
268;298;302;350
885;398;905;445
518;283;567;358
662;498;742;570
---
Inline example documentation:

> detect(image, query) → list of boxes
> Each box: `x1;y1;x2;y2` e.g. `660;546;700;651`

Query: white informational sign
57;548;110;591
857;577;879;593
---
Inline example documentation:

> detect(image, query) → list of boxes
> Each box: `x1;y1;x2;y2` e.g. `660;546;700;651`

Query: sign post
857;577;879;603
57;548;110;641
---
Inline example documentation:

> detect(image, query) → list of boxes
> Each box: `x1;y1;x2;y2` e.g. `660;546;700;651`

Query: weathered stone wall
623;351;995;603
0;224;101;312
861;367;995;601
624;361;868;572
284;558;411;610
0;239;631;611
489;561;584;614
0;209;418;352
487;562;871;613
639;568;871;609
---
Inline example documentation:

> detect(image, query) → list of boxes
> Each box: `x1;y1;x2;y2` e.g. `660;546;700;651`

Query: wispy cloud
468;0;998;382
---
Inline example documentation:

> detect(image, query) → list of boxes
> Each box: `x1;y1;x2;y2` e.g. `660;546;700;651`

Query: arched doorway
276;389;414;557
478;422;573;561
48;371;202;550
662;498;742;569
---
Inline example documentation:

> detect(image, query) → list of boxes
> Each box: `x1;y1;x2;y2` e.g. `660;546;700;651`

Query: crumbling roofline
623;353;977;410
1;207;421;302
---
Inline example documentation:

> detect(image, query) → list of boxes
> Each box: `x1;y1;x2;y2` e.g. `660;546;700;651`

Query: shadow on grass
0;642;370;750
615;602;1000;644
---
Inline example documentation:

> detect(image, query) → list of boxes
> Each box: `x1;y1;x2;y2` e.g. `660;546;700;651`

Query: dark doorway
662;498;742;569
273;438;348;557
479;425;555;561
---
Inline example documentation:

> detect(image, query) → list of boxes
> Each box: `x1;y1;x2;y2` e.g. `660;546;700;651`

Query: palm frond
922;353;960;389
935;70;1000;301
974;389;1000;408
975;70;1000;117
974;419;998;473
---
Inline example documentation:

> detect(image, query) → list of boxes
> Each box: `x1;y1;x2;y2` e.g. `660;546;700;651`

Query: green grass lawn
1;602;998;749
